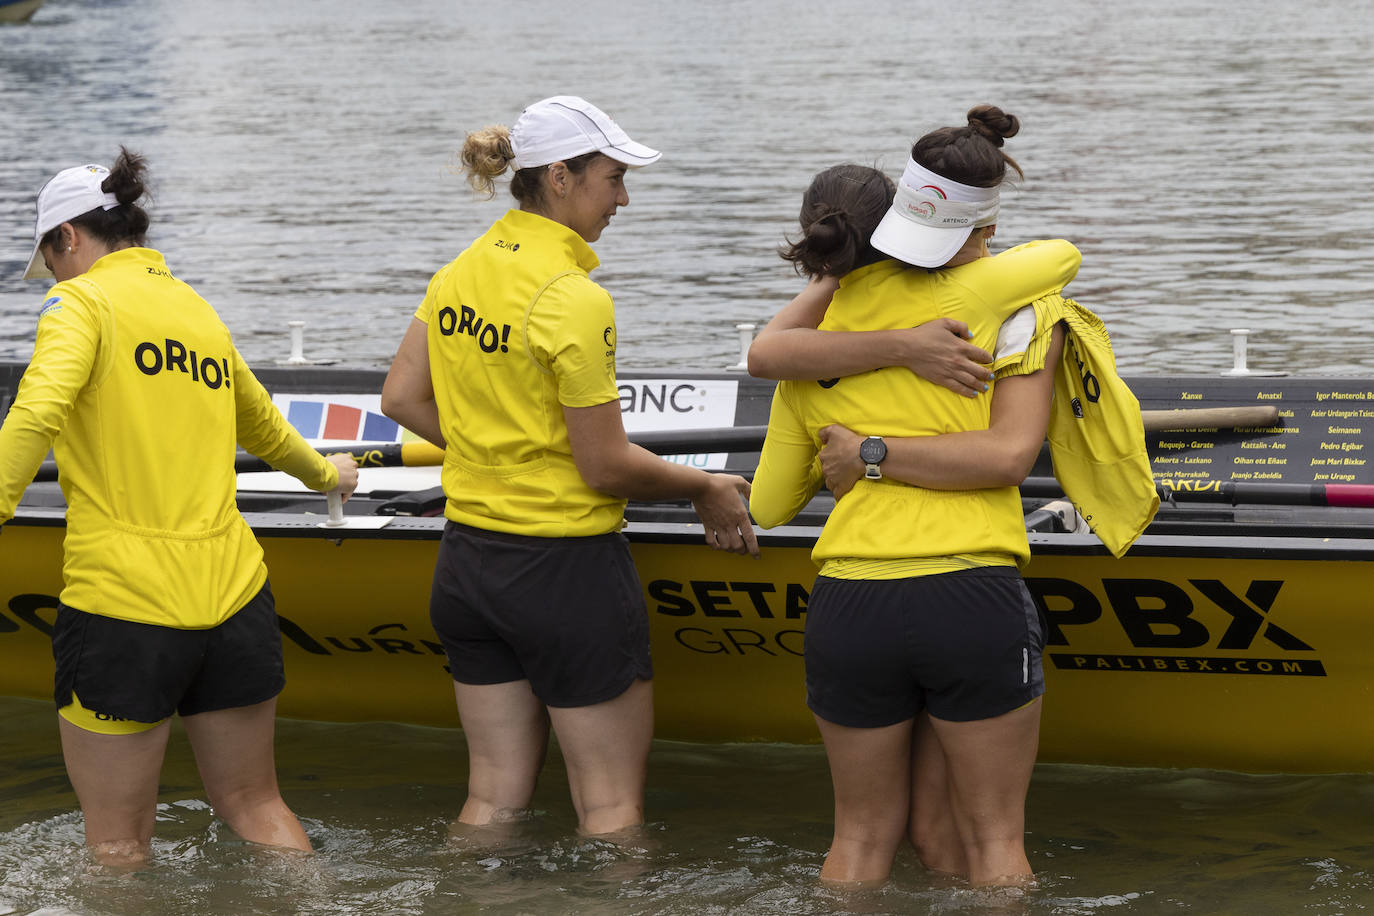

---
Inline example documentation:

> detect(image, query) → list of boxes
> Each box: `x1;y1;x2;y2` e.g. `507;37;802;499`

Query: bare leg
58;717;171;868
928;698;1042;886
908;711;967;877
182;698;311;853
453;679;550;826
546;678;653;836
812;713;914;887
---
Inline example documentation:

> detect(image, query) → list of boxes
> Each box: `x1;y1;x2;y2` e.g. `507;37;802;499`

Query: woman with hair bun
381;97;757;838
751;106;1085;888
0;148;358;867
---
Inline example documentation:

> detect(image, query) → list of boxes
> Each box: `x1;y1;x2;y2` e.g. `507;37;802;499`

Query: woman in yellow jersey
381;97;757;837
0;149;359;868
750;107;1072;888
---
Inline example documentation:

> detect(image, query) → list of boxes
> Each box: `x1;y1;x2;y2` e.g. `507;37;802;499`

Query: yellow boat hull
3;515;1371;773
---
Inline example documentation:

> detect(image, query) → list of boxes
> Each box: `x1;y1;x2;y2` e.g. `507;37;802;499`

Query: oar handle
25;407;1282;486
1021;475;1374;508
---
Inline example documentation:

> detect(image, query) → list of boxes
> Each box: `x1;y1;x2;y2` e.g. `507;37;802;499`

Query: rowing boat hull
3;511;1372;773
5;361;1374;772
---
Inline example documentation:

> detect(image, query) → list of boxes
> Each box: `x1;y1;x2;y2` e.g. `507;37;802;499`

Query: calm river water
3;0;1374;913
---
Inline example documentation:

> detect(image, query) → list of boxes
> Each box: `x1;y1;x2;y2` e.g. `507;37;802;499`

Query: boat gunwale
8;506;1374;560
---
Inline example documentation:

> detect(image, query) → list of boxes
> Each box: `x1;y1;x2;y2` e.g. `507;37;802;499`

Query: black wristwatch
859;436;887;480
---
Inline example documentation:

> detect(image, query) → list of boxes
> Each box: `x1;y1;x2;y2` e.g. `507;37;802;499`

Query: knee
89;838;153;870
908;813;964;874
832;808;907;851
909;829;950;868
465;765;540;809
206;784;288;825
577;800;644;837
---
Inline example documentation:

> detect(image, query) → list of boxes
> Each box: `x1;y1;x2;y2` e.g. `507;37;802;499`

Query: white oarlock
727;323;756;371
324;489;346;527
288;321;308;365
316;487;393;530
276;320;339;366
1222;328;1252;377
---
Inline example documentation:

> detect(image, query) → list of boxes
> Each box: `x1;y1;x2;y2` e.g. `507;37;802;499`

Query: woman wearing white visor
750;106;1080;887
381;96;757;838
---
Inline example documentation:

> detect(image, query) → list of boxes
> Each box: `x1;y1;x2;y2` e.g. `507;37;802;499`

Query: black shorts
429;521;653;708
805;567;1045;728
51;582;286;724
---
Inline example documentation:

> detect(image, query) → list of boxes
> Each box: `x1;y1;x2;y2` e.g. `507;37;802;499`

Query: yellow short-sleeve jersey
416;209;626;536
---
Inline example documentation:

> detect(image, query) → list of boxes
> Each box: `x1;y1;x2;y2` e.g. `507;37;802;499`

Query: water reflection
2;0;1372;376
3;696;1374;914
4;0;1374;912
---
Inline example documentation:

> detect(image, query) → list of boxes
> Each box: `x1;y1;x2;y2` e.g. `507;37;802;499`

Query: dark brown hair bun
966;105;1020;148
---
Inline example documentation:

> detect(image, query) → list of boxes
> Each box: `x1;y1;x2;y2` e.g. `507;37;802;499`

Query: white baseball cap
870;156;1000;268
510;96;661;170
23;164;121;280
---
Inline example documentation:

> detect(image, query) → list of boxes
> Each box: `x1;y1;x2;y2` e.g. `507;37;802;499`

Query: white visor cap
23;164;121;280
870;157;1000;268
510;96;661;170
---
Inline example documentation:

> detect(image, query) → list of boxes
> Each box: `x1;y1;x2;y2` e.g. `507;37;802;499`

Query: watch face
859;437;886;464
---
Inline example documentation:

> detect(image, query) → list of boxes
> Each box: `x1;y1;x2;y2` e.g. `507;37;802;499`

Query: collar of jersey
502;209;601;274
85;246;167;276
837;257;902;290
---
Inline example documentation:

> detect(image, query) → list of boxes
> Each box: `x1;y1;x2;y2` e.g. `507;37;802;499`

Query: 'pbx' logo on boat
1032;577;1327;677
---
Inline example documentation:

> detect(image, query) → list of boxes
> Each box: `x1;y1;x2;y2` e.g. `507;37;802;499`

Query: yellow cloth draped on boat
998;293;1158;557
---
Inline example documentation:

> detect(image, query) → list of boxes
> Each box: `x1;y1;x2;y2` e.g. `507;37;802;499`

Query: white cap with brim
870;157;1000;268
23;164;121;280
510;96;661;170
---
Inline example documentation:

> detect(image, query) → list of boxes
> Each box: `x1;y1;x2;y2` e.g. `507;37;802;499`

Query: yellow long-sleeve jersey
0;248;337;628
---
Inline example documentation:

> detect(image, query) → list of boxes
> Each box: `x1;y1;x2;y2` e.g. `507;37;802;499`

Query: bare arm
747;275;994;396
819;324;1066;498
564;401;759;557
380;318;446;448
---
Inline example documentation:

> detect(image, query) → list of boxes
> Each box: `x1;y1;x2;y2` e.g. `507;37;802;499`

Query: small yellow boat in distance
0;0;45;23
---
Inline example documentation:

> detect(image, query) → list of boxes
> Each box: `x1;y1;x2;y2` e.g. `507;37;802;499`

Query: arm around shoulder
818;324;1067;496
989;239;1083;301
749;275;993;394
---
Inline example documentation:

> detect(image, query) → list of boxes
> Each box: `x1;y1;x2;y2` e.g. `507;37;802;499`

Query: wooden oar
24;406;1285;483
27;427;777;482
1021;476;1374;509
1140;405;1278;432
